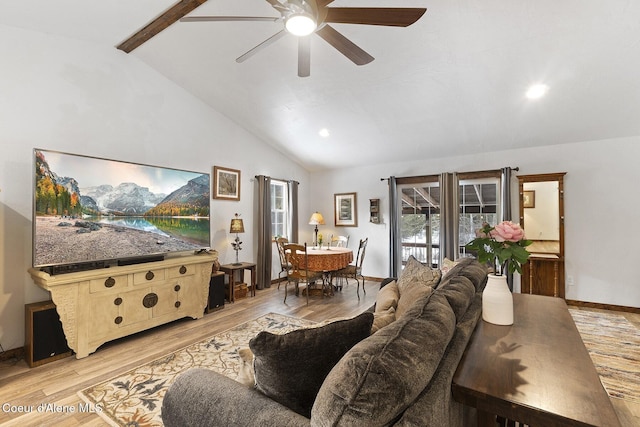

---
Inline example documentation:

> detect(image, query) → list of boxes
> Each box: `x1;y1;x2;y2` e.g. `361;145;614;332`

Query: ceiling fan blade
316;25;374;66
317;0;336;7
181;16;280;23
324;7;427;27
117;0;208;53
236;30;287;63
264;0;289;12
298;36;311;77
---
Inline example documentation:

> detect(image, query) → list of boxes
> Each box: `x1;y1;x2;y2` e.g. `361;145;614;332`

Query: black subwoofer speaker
25;300;72;367
207;272;225;313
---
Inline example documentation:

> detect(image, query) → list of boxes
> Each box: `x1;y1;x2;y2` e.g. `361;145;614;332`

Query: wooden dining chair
334;237;368;299
275;237;291;289
331;235;350;248
283;243;322;305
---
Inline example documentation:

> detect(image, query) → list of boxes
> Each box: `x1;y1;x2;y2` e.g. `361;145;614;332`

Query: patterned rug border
569;308;640;403
78;312;314;427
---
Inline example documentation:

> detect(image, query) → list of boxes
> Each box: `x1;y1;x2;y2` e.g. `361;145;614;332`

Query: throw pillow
396;284;434;318
397;256;442;295
371;306;396;334
440;257;460;278
249;311;374;418
375;280;399;313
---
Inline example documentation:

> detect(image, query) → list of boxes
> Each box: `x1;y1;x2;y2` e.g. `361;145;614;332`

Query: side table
219;262;257;303
452;293;620;427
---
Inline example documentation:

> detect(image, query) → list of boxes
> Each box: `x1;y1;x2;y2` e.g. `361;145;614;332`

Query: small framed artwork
523;190;535;208
334;192;358;227
213;166;241;201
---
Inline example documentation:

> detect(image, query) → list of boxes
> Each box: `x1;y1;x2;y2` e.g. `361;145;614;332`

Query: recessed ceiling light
526;84;549;100
319;128;330;138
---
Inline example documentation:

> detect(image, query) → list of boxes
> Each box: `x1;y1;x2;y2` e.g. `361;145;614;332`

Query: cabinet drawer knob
179;265;187;274
105;277;116;288
114;316;123;325
175;301;181;308
143;293;158;308
174;285;181;292
114;297;123;306
145;271;155;281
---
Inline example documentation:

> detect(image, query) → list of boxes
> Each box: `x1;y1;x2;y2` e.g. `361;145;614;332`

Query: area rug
569;308;640;402
78;313;314;427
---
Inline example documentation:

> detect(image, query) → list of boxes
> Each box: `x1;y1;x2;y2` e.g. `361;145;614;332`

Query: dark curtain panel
501;167;513;222
288;180;299;243
388;176;399;278
255;175;272;289
439;172;459;263
501;167;514;289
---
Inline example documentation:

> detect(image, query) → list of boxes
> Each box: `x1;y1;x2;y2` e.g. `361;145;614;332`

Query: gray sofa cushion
436;275;475;321
311;292;456;426
249;312;374;418
438;257;488;292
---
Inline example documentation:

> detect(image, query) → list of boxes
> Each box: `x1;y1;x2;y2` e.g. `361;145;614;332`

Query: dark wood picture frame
334;192;358;227
213;166;241;201
523;190;535;208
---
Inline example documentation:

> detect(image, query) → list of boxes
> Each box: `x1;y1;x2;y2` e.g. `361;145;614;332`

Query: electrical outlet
567;276;575;286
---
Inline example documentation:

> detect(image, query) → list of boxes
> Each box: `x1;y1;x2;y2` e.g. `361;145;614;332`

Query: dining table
304;246;353;272
302;246;353;296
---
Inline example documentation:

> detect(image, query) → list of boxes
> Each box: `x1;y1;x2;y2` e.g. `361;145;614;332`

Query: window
270;180;288;239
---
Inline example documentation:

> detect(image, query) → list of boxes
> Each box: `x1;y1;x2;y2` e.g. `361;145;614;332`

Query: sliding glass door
458;177;500;258
393;172;501;274
399;182;440;267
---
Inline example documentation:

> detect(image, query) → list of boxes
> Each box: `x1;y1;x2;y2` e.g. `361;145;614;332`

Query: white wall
0;25;309;351
311;138;640;309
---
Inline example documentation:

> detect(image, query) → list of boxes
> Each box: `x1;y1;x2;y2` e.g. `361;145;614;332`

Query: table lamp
308;212;325;247
230;213;245;265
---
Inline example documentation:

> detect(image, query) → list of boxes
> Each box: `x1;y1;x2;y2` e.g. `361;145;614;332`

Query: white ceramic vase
482;273;514;325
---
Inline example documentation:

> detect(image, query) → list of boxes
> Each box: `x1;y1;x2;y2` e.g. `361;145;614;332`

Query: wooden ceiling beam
401;194;419;210
117;0;208;53
415;188;439;208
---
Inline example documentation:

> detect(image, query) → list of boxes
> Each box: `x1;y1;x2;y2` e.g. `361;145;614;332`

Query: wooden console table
219;262;256;303
452;293;620;427
28;253;217;358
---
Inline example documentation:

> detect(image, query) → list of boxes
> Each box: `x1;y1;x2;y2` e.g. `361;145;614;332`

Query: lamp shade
309;212;325;225
230;213;245;233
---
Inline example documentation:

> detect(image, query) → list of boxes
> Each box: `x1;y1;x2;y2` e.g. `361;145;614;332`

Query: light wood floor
1;282;638;426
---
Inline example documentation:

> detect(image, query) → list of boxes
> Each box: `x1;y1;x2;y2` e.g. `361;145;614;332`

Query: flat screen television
33;149;211;274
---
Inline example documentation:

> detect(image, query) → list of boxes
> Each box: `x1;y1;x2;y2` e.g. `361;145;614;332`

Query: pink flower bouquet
465;221;532;274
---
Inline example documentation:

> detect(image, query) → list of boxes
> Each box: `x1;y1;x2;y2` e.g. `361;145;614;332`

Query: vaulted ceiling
3;0;640;171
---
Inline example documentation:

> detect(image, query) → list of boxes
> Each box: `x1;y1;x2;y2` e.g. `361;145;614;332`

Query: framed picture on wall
334;192;357;226
523;190;535;208
213;166;241;201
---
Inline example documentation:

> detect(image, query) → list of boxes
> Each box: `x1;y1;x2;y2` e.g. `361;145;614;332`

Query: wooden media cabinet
28;253;217;359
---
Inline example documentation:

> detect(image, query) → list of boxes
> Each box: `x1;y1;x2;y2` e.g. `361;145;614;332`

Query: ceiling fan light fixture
285;13;317;36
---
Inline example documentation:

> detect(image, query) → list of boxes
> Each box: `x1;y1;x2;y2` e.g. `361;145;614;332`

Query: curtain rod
253;175;299;184
380;167;519;182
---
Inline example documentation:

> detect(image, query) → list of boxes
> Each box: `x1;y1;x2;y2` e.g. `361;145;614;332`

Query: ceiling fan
179;0;427;77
